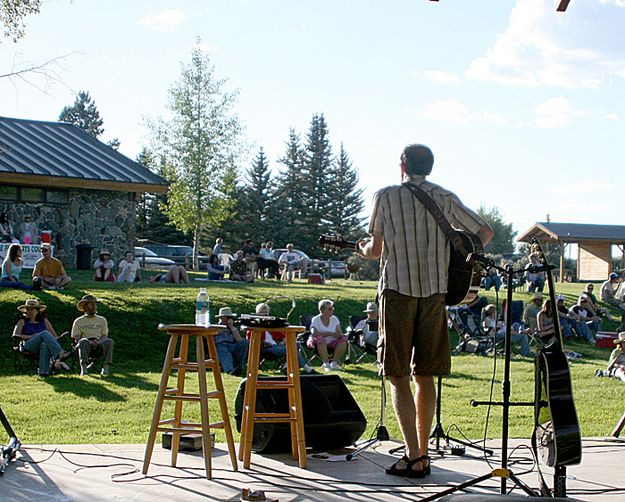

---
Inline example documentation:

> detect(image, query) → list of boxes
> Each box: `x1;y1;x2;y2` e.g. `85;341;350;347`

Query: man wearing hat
522;292;543;333
71;295;114;376
214;307;248;376
600;273;625;311
32;243;72;290
607;332;625;382
353;301;379;350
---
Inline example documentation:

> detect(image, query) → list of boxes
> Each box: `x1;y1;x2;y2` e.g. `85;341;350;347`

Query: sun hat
77;294;101;312
17;299;46;313
615;332;625;345
218;306;237;318
533;292;543;300
255;303;270;315
99;249;111;256
363;301;378;313
609;272;619;280
40;242;52;250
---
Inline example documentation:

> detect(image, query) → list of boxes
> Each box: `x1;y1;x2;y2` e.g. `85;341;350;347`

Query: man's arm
359;233;383;260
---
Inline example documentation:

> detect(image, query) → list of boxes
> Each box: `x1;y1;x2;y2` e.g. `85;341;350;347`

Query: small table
142;323;238;479
239;325;307;468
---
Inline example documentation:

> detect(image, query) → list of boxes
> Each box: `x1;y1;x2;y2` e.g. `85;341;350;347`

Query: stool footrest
173;361;215;370
252;413;293;421
157;422;225;433
164;391;220;401
256;382;294;390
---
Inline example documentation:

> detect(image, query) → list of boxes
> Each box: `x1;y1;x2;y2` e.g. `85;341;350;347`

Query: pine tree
237;147;272;242
58;90;105;138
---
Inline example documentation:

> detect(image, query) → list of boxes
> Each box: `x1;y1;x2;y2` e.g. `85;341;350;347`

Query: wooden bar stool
239;325;307;469
142;324;238;479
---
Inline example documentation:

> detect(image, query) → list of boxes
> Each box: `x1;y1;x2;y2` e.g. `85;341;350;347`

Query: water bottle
195;288;210;327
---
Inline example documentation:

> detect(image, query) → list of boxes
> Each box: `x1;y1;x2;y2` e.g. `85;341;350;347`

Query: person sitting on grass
482;303;530;356
582;283;614;321
229;250;254;282
569;296;596;343
253;302;316;374
601;273;625;311
522;292;543;334
71;294;114;376
117;251;141;283
93;249;115;282
207;253;226;280
307;299;348;372
607;332;625;383
149;265;190;284
1;243;33;290
32;243;72;290
214;307;248;376
12;299;71;377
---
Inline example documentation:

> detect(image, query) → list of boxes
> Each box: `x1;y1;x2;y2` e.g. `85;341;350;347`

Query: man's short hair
401;144;434;176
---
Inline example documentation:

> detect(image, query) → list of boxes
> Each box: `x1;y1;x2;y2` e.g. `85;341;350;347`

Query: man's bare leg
388;375;418;460
414;374;436;459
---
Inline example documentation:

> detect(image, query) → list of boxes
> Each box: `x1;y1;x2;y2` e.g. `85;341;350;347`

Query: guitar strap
402;182;472;260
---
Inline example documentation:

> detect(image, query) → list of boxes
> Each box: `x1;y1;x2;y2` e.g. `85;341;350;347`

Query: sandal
385;455;425;478
420;455;431;475
53;360;70;371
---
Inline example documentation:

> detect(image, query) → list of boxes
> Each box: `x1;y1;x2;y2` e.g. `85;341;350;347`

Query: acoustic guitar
531;238;582;473
318;231;484;306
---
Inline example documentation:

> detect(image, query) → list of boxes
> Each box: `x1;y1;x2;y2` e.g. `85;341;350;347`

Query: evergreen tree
325;143;365;239
237;147;272;242
477;206;517;255
58;90;104;138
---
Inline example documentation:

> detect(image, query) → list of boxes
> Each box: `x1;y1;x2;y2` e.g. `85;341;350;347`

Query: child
607;332;625;382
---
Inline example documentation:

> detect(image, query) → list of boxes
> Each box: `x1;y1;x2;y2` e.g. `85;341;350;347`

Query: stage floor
2;437;624;501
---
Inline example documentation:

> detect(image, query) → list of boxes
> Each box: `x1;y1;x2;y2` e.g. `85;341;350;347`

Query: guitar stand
612;409;625;438
422;262;540;501
0;404;21;475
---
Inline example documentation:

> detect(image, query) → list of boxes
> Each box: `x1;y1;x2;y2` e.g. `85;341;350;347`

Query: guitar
532;238;582;472
318;231;484;306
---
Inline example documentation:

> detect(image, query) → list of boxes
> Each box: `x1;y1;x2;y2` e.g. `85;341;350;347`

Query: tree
477;206;517;255
147;43;243;265
236;147;272;242
59;90;104;138
1;0;41;42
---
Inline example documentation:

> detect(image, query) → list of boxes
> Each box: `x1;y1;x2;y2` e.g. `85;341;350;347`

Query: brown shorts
378;289;451;377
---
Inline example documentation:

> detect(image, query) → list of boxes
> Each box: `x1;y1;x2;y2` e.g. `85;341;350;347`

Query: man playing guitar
359;144;493;478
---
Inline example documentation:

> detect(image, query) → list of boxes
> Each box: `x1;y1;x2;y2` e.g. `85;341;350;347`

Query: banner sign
0;243;54;269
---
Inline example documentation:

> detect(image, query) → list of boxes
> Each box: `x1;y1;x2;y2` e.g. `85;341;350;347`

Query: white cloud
138;9;186;30
481;111;508;125
547;180;612;195
466;0;625;89
424;70;461;84
419;99;473;123
533;97;584;128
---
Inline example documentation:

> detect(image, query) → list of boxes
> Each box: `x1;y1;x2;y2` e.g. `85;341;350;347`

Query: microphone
467;253;494;267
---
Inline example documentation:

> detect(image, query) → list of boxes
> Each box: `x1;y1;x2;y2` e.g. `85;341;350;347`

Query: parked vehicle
143;243;209;270
326;260;347;278
134;247;176;268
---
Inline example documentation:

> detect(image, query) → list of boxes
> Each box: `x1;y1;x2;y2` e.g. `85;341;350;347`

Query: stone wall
1;189;136;268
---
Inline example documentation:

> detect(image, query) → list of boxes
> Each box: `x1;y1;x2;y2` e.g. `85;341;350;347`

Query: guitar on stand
531;238;582;497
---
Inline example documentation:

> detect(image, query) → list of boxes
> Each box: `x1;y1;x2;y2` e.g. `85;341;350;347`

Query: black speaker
234;374;367;453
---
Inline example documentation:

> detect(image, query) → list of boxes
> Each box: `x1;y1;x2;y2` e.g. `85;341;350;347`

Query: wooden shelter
517;222;625;282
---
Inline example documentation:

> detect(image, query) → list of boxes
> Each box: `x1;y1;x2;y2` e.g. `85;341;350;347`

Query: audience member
19;214;39;244
307;299;348;372
253;303;316;373
536;298;557;345
525;252;545;293
212;237;223;257
215;307;248;375
354;301;379;349
257;242;280;279
522;292;543;333
582;283;614;321
483;268;501;291
600;273;625;311
482;304;530;356
568;296;595;343
0;212;15;242
1;243;33;290
278;243;301;281
555;295;574;339
229;250;254;282
32;243;72;290
149;264;190;284
12;299;71;377
607;332;625;382
93;249;115;282
71;295;114;376
207;253;226;280
117;251;141;283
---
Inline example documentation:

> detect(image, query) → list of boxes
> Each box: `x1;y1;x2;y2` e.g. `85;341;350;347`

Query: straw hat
615;332;625;345
218;306;237;318
363;302;378;313
99;249;111;257
77;294;101;312
17;299;46;313
255;303;270;315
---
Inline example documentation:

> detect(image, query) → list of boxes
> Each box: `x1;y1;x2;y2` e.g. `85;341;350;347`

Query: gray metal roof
0;116;168;192
518;222;625;243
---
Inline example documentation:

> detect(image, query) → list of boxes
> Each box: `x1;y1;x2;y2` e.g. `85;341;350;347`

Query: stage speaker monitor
234;374;366;453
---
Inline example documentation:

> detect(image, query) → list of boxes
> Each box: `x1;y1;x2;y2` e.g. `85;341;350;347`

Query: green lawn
1;272;622;446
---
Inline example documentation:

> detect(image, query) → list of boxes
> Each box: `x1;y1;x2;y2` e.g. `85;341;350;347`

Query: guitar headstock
319;234;358;253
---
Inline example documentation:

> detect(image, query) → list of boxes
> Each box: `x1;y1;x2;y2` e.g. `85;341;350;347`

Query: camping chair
297;315;319;366
344;315;376;364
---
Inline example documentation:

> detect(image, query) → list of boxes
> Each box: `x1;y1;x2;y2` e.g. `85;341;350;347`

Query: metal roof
517;222;625;244
0;116;168;193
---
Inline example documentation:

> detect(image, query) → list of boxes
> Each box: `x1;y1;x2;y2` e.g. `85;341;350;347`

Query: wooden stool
142;324;238;479
239;325;307;469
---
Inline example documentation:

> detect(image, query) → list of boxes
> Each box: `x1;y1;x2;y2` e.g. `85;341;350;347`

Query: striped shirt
369;177;487;298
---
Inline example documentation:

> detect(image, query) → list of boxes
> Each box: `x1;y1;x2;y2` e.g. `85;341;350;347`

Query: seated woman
1;243;33;290
607;332;625;382
12;299;71;377
483;303;530;356
93;250;115;282
253;302;316;373
207;253;226;280
307;299;348;372
149;264;190;284
117;251;141;283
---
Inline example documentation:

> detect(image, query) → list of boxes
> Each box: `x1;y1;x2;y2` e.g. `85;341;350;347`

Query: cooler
41;231;52;244
307;273;324;284
596;331;618;349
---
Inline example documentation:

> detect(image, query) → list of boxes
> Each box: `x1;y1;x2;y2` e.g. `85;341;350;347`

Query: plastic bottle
195;288;210;327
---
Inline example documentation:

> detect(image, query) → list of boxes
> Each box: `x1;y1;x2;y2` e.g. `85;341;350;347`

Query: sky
1;0;624;243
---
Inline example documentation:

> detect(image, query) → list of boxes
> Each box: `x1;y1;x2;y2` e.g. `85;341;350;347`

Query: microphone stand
0;404;21;475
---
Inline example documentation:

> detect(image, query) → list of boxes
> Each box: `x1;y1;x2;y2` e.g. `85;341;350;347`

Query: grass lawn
1;270;622;446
